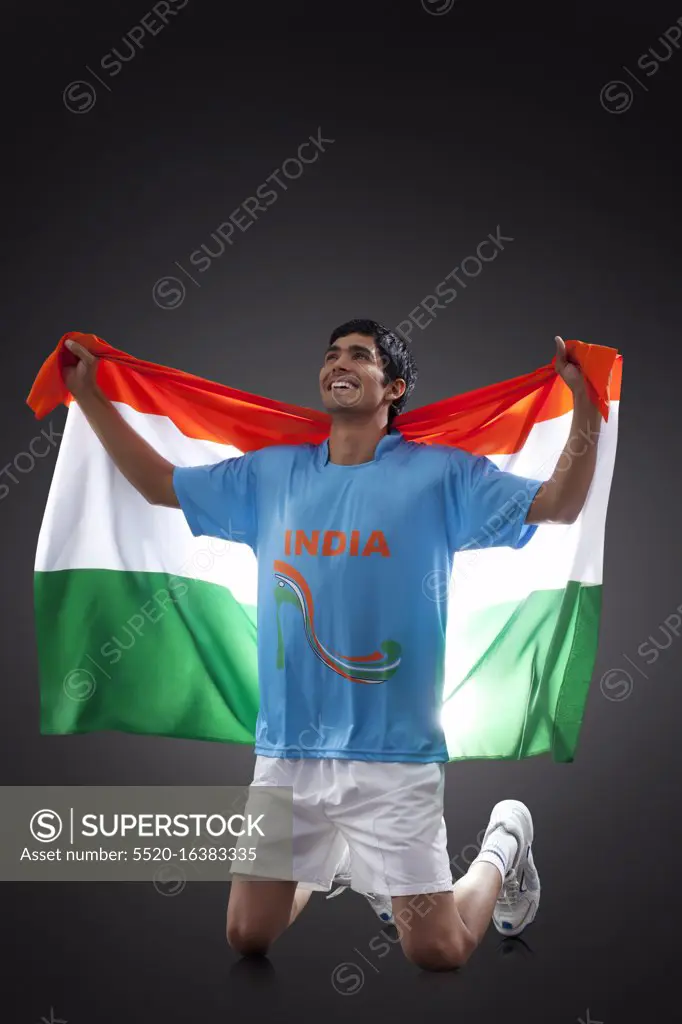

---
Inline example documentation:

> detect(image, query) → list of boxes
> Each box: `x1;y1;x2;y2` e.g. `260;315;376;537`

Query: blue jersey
173;430;543;763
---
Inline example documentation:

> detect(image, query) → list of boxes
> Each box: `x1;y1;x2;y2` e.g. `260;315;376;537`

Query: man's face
319;333;402;418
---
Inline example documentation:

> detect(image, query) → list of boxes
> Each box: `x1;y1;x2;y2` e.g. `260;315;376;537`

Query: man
63;319;601;971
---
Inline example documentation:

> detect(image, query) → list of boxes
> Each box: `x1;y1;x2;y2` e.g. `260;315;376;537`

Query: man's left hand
554;335;587;399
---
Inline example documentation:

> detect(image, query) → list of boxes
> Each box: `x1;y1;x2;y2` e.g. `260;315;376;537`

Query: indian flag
28;333;621;762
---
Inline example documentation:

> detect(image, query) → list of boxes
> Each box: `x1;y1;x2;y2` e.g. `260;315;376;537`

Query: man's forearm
527;391;602;524
75;387;178;506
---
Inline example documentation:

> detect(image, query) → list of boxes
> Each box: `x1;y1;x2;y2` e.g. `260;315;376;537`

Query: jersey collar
317;428;404;467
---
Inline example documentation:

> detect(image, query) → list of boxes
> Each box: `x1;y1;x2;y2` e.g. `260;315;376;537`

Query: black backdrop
2;1;681;1021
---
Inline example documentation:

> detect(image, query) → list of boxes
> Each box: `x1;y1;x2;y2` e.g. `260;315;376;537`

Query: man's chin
320;391;365;415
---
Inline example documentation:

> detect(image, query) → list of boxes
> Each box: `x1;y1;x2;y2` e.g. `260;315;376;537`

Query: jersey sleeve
445;449;544;553
172;450;259;547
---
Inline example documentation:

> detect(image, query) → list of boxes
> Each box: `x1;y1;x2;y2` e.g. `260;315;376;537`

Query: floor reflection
227;953;279;991
495;935;536;958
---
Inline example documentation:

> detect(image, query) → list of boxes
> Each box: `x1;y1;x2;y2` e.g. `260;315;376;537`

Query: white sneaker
482;799;540;937
326;852;394;925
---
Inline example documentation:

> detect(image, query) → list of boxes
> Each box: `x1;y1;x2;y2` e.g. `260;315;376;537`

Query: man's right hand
63;338;100;399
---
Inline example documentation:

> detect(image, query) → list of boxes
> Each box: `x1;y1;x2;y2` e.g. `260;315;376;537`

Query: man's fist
554;335;587;399
62;339;99;398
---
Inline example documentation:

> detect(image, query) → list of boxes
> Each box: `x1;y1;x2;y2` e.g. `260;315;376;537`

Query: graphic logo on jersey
273;559;402;684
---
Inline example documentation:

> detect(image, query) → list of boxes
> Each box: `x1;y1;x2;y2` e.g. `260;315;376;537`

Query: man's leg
392;861;504;970
226;755;350;957
393;800;539;971
226;879;312;956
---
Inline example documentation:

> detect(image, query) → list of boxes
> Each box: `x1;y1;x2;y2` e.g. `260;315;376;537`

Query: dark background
2;0;681;1020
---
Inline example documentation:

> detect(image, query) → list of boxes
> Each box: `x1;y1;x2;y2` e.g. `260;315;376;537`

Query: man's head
319;319;418;427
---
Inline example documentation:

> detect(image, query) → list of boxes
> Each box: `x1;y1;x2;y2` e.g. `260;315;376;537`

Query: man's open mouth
328;377;360;392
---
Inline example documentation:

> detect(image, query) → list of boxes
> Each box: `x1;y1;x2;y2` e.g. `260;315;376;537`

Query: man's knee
401;931;474;971
226;878;297;955
226;920;273;957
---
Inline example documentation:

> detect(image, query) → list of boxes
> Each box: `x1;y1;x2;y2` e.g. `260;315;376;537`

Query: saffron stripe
27;334;621;457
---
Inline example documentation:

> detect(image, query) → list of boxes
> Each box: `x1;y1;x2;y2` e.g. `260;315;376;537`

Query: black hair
327;318;418;425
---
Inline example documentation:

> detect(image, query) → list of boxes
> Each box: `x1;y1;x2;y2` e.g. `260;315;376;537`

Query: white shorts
238;755;454;897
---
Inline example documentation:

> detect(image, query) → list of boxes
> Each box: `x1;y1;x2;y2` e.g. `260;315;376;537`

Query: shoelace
500;872;520;908
326;885;347;900
326;883;380;904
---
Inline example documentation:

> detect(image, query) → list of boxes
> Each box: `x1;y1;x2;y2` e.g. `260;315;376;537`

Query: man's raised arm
62;339;179;508
526;336;603;526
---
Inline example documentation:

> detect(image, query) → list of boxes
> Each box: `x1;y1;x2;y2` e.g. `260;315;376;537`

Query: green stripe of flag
444;582;601;762
35;569;258;743
35;570;600;761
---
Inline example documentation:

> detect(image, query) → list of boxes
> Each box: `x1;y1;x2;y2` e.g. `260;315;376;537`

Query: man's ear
389;378;407;402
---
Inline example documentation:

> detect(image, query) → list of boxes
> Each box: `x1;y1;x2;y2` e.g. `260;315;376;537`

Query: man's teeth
332;381;356;389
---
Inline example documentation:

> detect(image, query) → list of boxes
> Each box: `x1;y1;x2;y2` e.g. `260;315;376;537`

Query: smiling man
62;318;601;970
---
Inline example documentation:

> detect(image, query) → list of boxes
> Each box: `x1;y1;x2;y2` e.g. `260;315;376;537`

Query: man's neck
327;418;390;465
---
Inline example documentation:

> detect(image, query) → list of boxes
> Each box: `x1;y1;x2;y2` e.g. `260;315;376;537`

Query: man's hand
554;335;587;400
63;338;100;399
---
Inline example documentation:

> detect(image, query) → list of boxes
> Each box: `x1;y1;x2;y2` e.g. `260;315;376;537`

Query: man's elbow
555;507;580;525
142;470;179;508
527;492;582;525
548;496;583;525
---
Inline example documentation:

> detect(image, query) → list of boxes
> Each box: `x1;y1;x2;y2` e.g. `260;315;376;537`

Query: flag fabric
27;332;621;761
